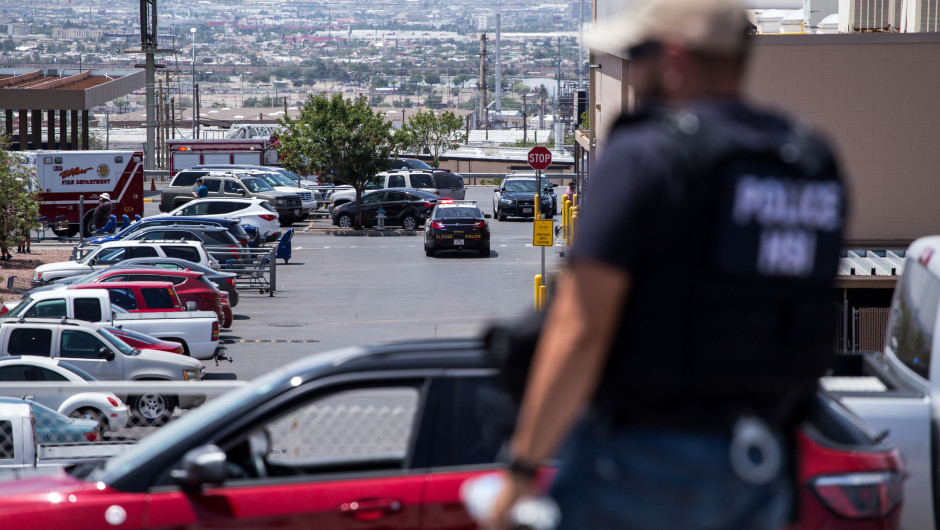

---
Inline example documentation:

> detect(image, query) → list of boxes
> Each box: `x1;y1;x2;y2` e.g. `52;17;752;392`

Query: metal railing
220;246;278;296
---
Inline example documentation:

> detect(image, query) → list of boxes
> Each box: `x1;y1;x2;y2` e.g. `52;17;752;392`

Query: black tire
497;208;507;222
479;245;490;257
401;215;418;230
81;211;96;238
426;246;435;257
130;393;175;425
337;214;353;229
70;407;108;432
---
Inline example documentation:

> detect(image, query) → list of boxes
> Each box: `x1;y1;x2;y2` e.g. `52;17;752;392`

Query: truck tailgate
835;393;933;529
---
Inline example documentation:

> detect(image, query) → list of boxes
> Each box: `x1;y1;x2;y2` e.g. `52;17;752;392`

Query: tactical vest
593;105;847;427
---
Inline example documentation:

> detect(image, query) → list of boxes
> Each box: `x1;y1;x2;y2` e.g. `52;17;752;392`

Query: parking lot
158;185;569;381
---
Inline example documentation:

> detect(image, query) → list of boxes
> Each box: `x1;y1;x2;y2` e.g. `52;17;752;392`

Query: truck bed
826;352;934;529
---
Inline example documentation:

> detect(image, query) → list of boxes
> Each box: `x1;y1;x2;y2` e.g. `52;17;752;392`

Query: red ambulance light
179;146;189;152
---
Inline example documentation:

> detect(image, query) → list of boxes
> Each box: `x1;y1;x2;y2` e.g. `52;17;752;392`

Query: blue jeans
549;417;791;530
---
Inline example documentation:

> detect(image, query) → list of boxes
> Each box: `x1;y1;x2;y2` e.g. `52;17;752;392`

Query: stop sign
527;146;552;171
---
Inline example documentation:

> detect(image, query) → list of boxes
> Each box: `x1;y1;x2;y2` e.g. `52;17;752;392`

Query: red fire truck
23;150;145;237
166;139;278;173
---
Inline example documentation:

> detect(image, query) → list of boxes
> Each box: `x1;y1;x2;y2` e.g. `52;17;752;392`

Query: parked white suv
33;240;219;287
166;197;282;241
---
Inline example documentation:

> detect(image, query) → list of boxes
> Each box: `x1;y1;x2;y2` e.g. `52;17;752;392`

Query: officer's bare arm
509;260;630;465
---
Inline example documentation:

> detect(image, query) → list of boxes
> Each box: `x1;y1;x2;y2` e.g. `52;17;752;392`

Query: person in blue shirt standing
193;177;208;199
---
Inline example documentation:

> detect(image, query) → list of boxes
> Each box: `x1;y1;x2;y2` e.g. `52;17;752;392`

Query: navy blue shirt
575;99;846;425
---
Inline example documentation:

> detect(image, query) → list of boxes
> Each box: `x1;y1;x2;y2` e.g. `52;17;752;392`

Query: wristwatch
508;456;540;479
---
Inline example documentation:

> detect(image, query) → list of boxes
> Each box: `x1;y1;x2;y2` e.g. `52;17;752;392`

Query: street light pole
190;27;196;139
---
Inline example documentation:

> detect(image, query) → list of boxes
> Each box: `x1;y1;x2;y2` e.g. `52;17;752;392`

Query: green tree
0;137;40;254
401;110;467;168
424;73;441;86
276;93;395;228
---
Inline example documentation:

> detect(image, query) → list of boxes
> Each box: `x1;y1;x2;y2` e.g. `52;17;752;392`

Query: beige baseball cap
587;0;751;57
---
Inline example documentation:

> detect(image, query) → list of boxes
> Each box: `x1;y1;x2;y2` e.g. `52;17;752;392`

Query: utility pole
478;33;488;130
522;93;528;144
495;14;501;114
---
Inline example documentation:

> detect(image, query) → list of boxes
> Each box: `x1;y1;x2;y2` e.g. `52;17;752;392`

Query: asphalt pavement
143;186;570;380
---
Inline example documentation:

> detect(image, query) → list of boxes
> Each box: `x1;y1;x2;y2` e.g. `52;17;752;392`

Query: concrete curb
329;230;421;237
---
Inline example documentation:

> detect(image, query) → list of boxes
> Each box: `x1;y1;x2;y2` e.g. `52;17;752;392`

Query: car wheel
426;243;435;257
497;208;507;221
479;245;490;257
280;217;295;227
70;407;108;432
131;393;174;425
337;214;353;229
401;215;418;230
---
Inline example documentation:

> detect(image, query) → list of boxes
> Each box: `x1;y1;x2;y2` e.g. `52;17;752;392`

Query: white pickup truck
2;289;225;361
0;319;206;425
0;398;134;472
824;235;940;529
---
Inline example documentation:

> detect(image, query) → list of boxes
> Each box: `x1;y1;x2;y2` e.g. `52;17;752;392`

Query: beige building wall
589;33;940;244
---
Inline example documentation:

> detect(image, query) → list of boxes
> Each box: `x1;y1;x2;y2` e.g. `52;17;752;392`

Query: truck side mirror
184;301;197;311
237;189;246;195
98;347;115;361
170;444;228;490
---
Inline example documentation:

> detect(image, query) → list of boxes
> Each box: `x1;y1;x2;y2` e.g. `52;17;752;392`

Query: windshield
274;168;302;182
435;207;481;219
57;361;96;382
97;327;136;356
241;178;274;192
265;173;297;187
504;180;538;193
4;296;33;318
407;159;433;170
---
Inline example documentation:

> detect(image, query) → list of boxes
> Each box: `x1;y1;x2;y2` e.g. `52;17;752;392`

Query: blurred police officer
486;0;846;528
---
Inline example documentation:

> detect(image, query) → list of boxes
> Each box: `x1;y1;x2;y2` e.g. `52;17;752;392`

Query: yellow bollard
534;274;543;311
571;211;578;246
539;285;547;311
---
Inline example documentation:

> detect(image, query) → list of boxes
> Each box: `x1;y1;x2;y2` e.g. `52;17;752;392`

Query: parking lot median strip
221;339;321;344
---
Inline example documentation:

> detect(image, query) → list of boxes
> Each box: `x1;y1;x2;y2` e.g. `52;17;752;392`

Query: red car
0;341;904;529
220;291;233;329
69;281;184;313
104;326;185;355
88;268;225;325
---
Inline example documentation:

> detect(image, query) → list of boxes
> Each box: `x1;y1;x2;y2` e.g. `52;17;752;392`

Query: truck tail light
226;278;235;287
212;321;219;341
810;471;904;518
259;214;277;221
0;306;7;316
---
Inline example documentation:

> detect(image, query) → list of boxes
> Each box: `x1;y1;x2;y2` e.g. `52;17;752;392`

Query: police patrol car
424;200;491;257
